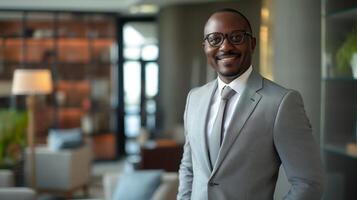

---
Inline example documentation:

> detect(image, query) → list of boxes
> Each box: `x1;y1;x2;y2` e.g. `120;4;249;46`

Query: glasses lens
207;33;223;47
229;31;245;44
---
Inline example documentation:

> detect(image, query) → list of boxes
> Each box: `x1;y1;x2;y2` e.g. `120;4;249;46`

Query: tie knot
221;86;236;100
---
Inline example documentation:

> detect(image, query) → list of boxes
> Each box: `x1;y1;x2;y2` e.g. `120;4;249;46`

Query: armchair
25;144;92;197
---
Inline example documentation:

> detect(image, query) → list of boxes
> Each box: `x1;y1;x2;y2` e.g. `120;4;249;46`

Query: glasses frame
203;30;253;47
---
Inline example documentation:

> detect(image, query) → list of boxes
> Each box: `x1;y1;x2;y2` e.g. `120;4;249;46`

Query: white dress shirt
207;66;253;141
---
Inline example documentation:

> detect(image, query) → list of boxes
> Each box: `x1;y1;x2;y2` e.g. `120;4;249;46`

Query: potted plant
0;109;28;170
336;28;357;78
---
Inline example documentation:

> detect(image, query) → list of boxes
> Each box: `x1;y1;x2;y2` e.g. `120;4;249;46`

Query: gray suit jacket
177;71;325;200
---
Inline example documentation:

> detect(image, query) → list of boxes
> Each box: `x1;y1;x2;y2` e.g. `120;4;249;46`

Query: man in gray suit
177;8;325;200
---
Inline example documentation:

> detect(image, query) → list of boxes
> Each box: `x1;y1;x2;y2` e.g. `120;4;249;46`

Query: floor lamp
11;69;53;189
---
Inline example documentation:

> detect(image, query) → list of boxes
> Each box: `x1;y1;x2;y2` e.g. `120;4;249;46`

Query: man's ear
250;37;257;51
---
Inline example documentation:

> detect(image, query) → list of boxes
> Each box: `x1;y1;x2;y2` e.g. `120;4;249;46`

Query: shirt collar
217;65;253;95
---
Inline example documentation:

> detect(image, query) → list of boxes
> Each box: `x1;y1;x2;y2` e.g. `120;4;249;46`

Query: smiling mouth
216;53;240;62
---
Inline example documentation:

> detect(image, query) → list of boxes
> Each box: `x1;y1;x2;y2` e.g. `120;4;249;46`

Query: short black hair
211;8;253;34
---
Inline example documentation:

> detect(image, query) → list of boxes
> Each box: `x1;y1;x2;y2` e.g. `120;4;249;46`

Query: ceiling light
129;4;159;14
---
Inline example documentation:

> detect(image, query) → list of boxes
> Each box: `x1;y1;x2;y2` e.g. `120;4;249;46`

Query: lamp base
26;95;37;189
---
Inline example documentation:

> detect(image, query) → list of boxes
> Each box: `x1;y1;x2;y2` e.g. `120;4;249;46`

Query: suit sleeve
177;90;193;200
273;90;325;200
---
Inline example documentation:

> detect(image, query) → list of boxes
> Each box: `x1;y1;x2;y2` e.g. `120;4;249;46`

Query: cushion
47;128;83;151
112;170;163;200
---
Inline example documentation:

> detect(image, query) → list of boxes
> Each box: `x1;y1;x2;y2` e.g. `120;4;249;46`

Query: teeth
218;55;237;60
219;56;236;61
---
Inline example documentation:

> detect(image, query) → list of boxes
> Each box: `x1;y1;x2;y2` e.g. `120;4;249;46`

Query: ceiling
0;0;216;14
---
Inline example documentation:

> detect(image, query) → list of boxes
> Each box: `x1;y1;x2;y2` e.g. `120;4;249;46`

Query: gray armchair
25;144;92;197
0;169;36;200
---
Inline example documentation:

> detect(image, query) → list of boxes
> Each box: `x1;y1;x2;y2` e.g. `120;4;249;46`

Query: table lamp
11;69;53;189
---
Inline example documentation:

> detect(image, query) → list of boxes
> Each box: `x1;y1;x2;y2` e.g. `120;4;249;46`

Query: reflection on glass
125;114;140;137
125;104;140;114
142;44;158;60
147;114;155;130
124;61;141;105
145;62;158;97
146;99;156;114
123;25;144;47
124;46;141;60
123;22;157;47
146;100;156;129
123;21;158;146
126;139;140;155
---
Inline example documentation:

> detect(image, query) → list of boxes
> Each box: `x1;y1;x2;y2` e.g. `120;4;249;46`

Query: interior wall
272;0;321;141
157;0;262;132
272;0;321;198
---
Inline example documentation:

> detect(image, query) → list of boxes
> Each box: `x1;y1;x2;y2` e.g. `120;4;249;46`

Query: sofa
0;169;36;200
103;171;178;200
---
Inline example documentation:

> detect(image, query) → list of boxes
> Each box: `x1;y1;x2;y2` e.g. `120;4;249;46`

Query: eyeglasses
203;30;253;47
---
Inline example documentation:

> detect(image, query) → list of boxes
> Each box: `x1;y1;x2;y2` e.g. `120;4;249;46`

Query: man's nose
219;37;235;50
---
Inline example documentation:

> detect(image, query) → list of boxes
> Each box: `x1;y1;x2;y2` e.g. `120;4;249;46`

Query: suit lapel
196;80;217;172
211;70;263;176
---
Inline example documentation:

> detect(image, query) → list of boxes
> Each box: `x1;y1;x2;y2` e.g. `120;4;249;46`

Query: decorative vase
350;53;357;79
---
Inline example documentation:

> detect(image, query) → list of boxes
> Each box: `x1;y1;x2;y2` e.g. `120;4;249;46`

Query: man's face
203;12;256;83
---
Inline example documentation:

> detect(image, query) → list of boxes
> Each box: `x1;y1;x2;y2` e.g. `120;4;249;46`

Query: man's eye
208;36;222;45
231;34;243;42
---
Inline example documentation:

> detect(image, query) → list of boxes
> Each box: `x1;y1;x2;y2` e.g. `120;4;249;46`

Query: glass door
122;21;159;154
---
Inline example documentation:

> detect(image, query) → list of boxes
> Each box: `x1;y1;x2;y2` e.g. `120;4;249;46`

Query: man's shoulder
260;77;292;98
189;79;216;96
262;78;287;90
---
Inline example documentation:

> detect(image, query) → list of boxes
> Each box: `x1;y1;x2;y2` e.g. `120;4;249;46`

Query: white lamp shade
12;69;53;95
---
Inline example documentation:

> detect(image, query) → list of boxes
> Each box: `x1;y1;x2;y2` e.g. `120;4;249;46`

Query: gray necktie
209;86;236;168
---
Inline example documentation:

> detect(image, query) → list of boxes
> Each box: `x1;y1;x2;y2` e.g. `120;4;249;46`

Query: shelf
0;61;113;66
322;77;357;81
0;35;23;39
90;131;114;136
326;7;357;20
324;143;357;159
1;37;113;42
0;11;118;160
322;1;357;198
1;38;114;45
1;38;114;64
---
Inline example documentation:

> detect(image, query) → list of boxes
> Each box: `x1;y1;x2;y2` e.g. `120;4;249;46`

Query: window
122;20;158;154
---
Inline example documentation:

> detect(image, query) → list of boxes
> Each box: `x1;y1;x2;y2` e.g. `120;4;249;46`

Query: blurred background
0;0;355;199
